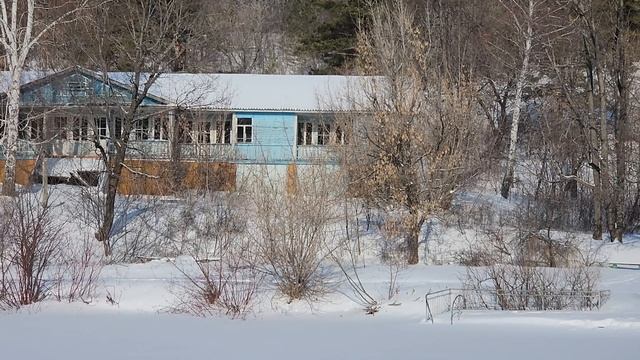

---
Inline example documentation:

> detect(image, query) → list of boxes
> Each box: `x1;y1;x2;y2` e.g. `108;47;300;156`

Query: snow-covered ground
1;185;640;359
1;261;639;359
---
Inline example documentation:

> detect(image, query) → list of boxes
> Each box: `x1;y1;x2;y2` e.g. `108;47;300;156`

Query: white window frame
317;122;331;146
236;117;252;143
214;114;232;144
96;117;108;139
66;116;91;141
152;117;169;141
297;119;314;145
196;120;212;144
53;116;69;140
133;117;151;141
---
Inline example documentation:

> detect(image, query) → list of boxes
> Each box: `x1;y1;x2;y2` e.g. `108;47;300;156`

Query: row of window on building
3;114;345;146
297;120;345;146
8;115;171;142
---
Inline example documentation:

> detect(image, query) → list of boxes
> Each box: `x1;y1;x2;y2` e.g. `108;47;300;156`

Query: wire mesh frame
425;288;610;324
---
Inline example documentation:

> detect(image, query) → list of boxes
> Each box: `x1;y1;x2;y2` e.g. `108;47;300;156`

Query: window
317;123;330;145
18;114;29;140
179;121;193;143
67;80;88;97
53;116;68;139
335;125;346;145
197;121;211;144
153;118;162;140
215;115;232;144
297;121;313;145
97;117;108;139
81;118;91;140
153;117;169;140
71;117;89;141
236;117;252;143
134;117;150;140
30;117;43;141
114;117;123;139
134;117;168;141
72;118;81;140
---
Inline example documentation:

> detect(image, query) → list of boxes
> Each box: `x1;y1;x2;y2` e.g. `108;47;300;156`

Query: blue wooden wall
20;72;163;106
234;112;296;164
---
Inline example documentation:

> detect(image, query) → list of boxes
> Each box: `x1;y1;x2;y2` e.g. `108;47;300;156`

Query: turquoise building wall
20;72;163;106
234;112;296;164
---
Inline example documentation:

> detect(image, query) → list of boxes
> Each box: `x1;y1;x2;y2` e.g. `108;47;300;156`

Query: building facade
0;67;363;193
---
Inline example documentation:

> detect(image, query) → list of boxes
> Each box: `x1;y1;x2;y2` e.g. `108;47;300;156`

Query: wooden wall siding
20;72;163;106
117;160;236;195
286;163;298;194
0;160;37;186
235;112;296;163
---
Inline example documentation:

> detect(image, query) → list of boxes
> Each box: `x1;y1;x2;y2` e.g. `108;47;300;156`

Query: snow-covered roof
109;72;370;112
0;70;55;90
46;158;104;177
1;68;372;112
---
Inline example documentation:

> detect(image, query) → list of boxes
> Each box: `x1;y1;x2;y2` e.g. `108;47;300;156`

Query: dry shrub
174;252;263;319
251;166;337;302
70;184;165;262
455;210;581;268
377;216;405;262
454;225;511;266
0;194;63;309
460;222;603;310
51;236;103;303
333;200;379;314
163;192;246;258
463;263;601;310
377;214;406;301
171;193;262;318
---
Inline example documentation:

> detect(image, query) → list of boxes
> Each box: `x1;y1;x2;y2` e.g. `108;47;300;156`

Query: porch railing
296;145;338;162
127;141;170;159
177;143;239;161
0;140;38;160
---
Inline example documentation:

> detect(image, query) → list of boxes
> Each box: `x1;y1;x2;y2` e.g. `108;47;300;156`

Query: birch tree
610;0;635;242
541;0;638;241
0;0;88;196
498;0;538;199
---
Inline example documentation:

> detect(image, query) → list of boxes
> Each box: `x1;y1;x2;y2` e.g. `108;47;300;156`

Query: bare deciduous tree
349;0;485;264
0;0;88;195
76;0;204;257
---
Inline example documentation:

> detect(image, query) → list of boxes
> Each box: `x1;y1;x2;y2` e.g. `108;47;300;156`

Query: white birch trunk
0;0;86;195
500;0;534;199
3;65;22;196
0;0;33;196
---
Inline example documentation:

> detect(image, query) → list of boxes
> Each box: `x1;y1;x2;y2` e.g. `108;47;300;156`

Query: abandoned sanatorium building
0;67;367;194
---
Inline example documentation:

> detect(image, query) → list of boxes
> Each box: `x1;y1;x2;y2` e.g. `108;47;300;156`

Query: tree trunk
406;213;425;265
612;0;628;243
501;0;534;199
595;63;615;241
586;72;603;240
95;119;131;258
40;116;49;207
2;72;22;196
